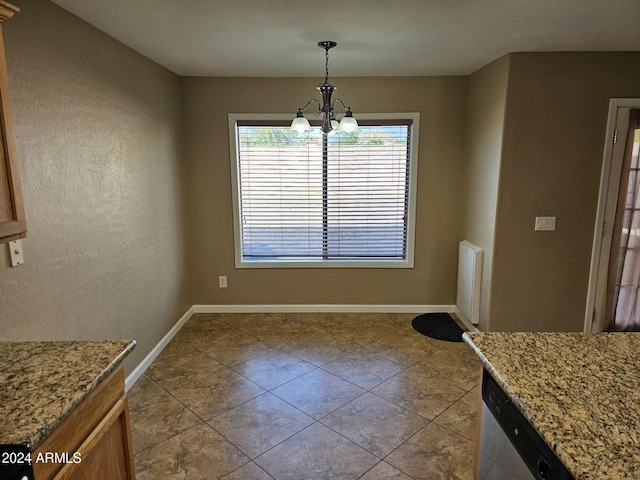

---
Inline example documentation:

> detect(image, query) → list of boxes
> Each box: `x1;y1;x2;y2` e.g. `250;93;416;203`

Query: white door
586;100;640;332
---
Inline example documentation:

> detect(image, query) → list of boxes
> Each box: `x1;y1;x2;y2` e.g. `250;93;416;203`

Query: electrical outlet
535;216;556;231
218;276;228;288
9;239;24;267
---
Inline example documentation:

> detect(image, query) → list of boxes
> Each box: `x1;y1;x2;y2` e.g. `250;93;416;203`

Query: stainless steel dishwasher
478;369;575;480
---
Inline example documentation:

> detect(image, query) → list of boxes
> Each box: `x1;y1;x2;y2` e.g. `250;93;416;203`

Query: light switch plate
535;216;556;231
9;239;24;267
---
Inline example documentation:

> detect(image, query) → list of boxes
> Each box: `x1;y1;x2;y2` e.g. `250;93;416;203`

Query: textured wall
461;55;509;331
183;76;468;306
0;0;191;373
491;52;640;332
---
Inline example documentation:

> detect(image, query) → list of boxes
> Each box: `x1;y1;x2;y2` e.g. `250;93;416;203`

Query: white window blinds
233;118;415;265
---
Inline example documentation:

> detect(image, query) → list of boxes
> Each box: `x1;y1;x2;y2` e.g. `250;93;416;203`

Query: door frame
585;98;640;332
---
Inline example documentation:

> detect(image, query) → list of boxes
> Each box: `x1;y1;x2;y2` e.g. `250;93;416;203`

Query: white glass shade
290;115;312;133
339;115;359;133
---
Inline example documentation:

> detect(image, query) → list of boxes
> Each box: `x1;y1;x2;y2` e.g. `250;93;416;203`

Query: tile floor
128;312;481;480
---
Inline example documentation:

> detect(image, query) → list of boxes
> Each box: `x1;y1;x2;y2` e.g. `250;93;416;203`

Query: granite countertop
0;340;135;449
463;332;640;480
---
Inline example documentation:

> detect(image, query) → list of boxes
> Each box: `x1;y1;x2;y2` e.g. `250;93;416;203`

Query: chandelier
290;41;359;135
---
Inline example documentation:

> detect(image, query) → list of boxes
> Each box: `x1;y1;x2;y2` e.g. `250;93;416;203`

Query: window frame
228;112;420;269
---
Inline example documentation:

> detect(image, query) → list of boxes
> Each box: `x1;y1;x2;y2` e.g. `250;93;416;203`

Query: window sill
235;258;415;269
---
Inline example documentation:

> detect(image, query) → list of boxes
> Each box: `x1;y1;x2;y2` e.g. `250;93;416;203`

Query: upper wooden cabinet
0;0;25;244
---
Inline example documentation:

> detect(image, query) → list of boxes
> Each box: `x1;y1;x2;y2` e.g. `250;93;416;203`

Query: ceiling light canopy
290;41;359;136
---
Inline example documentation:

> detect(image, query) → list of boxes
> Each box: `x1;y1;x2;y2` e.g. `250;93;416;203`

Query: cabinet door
0;4;26;243
54;396;136;480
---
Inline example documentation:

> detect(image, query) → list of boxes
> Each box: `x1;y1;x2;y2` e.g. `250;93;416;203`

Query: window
229;113;419;268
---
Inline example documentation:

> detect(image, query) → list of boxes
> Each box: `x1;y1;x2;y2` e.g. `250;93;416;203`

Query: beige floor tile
163;365;265;420
272;369;366;419
411;348;482;390
132;313;479;479
387;313;420;330
178;312;235;334
147;347;227;391
233;313;309;346
284;311;340;327
254;423;378;480
134;423;249;480
281;331;359;366
364;331;442;366
322;392;428;458
173;315;239;349
221;461;275;480
322;350;405;390
371;368;467;420
433;388;480;440
385;422;475;480
145;340;200;375
359;461;414;479
315;314;397;345
251;325;310;347
234;350;316;390
128;375;202;453
197;329;275;366
208;392;314;458
226;312;288;330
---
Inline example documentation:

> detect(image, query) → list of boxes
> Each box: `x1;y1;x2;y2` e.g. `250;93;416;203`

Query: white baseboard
125;303;456;391
453;306;479;332
125;305;195;392
192;304;455;314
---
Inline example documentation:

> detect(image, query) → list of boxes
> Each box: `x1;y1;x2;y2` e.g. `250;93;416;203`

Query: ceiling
49;0;640;77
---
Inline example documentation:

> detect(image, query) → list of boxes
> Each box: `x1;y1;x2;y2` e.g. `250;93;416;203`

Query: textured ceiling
49;0;640;77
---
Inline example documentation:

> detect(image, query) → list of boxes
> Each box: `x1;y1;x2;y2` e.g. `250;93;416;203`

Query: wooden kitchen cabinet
0;0;26;244
32;368;136;480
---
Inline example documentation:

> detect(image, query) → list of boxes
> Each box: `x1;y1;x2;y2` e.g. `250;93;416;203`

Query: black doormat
412;313;464;342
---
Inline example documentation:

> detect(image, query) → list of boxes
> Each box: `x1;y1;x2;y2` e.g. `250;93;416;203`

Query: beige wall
182;76;468;306
490;52;640;332
461;55;510;331
0;0;192;372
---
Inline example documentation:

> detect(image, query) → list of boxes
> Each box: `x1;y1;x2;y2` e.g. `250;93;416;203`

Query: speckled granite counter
463;332;640;480
0;340;135;449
